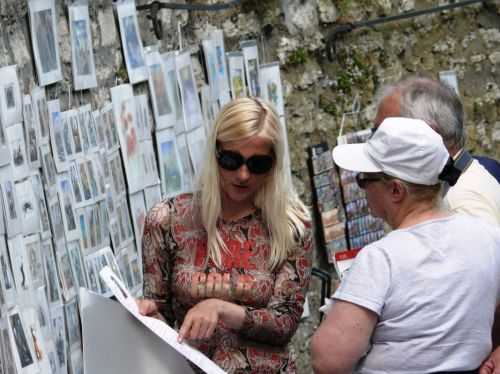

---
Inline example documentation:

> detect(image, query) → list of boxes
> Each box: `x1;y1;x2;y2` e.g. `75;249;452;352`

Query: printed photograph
9;312;34;368
72;19;91;75
5;84;15;109
68;241;87;288
59;178;77;231
160;139;182;196
122;15;144;69
150;63;171;116
25;237;44;287
168;70;183;121
79;162;92;201
42;241;61;304
247;58;260;97
70;116;82;154
58;252;75;298
34;8;57;74
36;96;49;139
4;180;18;220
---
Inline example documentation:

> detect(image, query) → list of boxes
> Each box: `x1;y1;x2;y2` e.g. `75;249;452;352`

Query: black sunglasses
355;172;385;189
216;149;274;174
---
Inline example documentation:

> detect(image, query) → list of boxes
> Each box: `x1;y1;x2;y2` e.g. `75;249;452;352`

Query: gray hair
377;76;465;150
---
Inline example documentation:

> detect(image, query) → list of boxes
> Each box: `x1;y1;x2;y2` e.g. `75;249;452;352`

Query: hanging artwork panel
47;99;69;172
7;307;39;374
69;0;97;90
0;65;22;127
259;61;285;117
23;95;41;170
28;0;63;86
31;86;50;146
227;51;247;99
186;126;206;176
0;115;9;167
201;38;220;104
110;84;144;194
156;128;183;198
6;123;30;182
0;167;23;238
134;94;152;141
211;29;230;105
176;50;204;132
176;132;194;192
15;177;40;236
162;51;185;133
145;47;175;130
241;40;261;97
116;0;148;84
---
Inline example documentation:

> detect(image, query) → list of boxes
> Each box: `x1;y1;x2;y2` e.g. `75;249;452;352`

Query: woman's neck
220;199;256;222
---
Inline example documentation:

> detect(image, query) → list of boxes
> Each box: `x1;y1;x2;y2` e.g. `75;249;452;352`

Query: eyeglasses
216;149;274;174
355;172;385;189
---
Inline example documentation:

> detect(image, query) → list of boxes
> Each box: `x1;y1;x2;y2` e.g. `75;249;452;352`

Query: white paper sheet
99;266;227;374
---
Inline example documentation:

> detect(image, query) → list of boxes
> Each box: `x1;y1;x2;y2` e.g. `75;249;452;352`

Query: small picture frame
176;132;194;192
6;123;30;182
241;40;260;97
176;50;204;132
161;51;185;133
64;298;81;349
69;1;97;90
15;177;41;236
134;94;152;142
28;0;63;86
259;61;285;117
55;249;77;302
0;167;23;238
227;51;247;99
23;95;41;170
31;86;50;145
50;305;68;374
211;29;230;105
56;173;79;242
0;236;16;306
0;65;22;127
186;126;206;176
48;99;69;173
7;308;38;374
156;128;183;198
115;0;148;84
41;239;62;305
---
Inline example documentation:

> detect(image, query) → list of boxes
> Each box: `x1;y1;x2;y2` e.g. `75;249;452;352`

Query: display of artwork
241;39;260;97
161;51;185;133
28;0;63;86
176;50;204;132
69;1;97;90
115;0;148;84
227;51;247;99
211;29;231;105
156;128;183;198
0;65;22;127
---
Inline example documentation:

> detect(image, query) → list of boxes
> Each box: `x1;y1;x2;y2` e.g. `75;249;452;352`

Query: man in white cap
311;117;500;374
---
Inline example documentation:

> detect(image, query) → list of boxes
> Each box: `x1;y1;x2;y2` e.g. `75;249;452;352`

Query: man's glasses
355;172;386;189
216;149;274;174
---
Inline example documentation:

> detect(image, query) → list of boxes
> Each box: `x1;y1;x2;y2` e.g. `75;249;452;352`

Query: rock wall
1;0;499;372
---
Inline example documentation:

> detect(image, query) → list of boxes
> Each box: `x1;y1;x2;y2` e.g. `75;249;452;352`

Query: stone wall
1;0;499;372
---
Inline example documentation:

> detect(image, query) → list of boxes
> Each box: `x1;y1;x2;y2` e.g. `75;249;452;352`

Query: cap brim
332;144;382;173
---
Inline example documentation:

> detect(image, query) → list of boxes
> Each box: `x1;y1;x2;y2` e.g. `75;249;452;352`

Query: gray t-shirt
334;214;500;373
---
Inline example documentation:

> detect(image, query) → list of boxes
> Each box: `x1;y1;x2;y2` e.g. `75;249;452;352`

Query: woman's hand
136;299;166;322
178;299;222;343
480;347;500;374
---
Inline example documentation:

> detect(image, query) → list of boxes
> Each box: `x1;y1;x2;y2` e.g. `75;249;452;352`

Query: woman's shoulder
145;193;198;230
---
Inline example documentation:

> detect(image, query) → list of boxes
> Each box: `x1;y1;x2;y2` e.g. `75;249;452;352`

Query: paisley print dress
142;194;312;373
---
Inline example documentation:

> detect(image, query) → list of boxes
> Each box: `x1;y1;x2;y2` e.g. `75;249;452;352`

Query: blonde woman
138;98;312;373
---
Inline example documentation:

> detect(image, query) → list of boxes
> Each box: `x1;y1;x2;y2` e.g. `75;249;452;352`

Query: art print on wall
176;133;194;192
259;62;285;117
6;123;30;182
50;305;68;374
101;102;120;153
144;183;162;211
23;234;44;290
0;167;23;238
64;298;81;349
23;95;41;170
145;47;174;130
47;99;69;172
0;236;16;306
31;86;50;145
201;38;220;103
7;308;38;374
111;84;144;193
129;191;147;251
162;51;185;133
0;65;22;127
211;29;230;104
56;173;79;242
8;235;32;304
0;117;9;167
116;0;148;84
56;249;76;302
156;128;183;197
241;40;260;97
67;241;88;289
227;51;247;99
28;0;63;86
186;126;206;176
176;51;204;132
41;239;61;305
134;94;152;141
15;178;41;236
69;1;97;90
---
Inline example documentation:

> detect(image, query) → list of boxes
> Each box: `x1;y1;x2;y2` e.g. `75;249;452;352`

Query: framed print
85;158;99;199
91;154;107;199
439;70;459;95
0;115;9;167
145;47;174;130
116;197;134;243
31;86;50;145
64;298;82;350
28;0;62;86
50;305;68;374
144;183;162;211
6;123;30;182
108;150;127;197
68;109;84;158
111;84;144;194
101;102;120;153
176;50;204;132
143;139;160;187
93;110;106;150
56;173;79;242
31;173;52;239
241;40;260;97
23;307;52;374
1;323;17;374
134;94;152;141
161;51;185;133
69;1;97;90
47;99;69;172
47;194;65;242
0;65;22;127
76;159;94;205
115;0;148;84
8;235;32;303
129;191;146;250
227;51;247;99
40;143;57;198
0;236;15;307
15;178;40;236
201;38;220;103
200;84;218;127
0;167;23;238
176;132;194;192
23;94;42;170
56;249;76;302
156;128;183;197
41;239;61;306
116;248;134;290
7;308;38;374
259;61;285;116
24;234;44;291
211;29;230;105
34;286;51;337
186;126;206;176
77;107;91;154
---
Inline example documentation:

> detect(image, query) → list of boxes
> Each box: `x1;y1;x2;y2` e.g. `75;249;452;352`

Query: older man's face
374;91;401;128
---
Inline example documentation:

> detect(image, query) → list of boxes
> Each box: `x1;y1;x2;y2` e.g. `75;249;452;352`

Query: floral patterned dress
142;194;313;373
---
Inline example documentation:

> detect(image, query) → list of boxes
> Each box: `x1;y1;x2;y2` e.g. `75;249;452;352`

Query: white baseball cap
332;117;449;185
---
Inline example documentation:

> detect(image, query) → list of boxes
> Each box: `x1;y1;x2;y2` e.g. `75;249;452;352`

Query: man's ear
388;179;406;203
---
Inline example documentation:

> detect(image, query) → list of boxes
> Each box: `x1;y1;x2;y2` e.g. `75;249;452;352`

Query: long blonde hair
197;97;310;270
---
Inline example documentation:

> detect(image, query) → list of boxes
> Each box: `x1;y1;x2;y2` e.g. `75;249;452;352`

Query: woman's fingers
136;299;158;316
